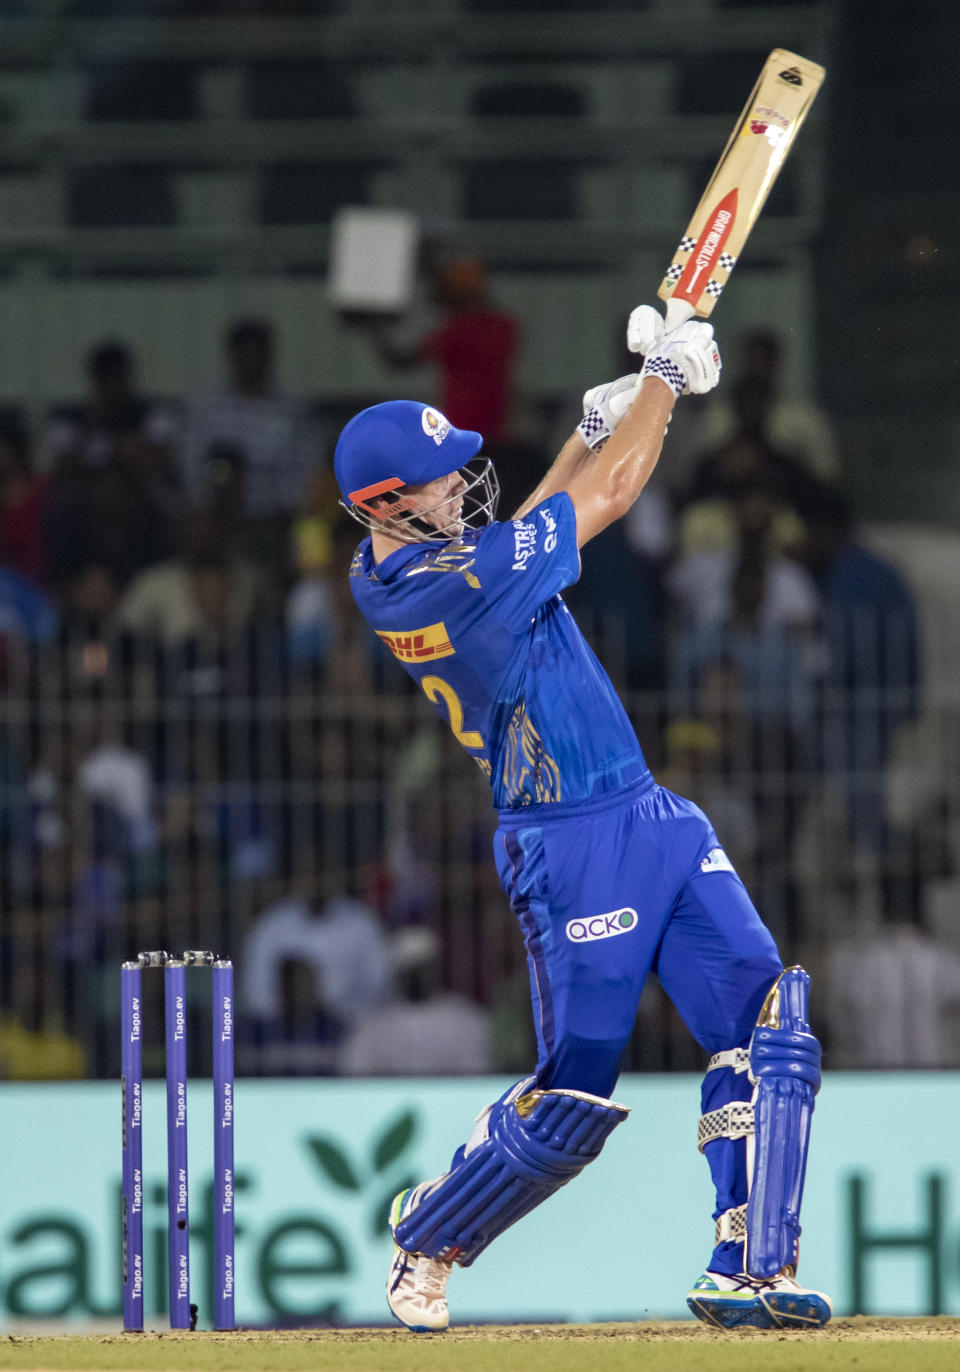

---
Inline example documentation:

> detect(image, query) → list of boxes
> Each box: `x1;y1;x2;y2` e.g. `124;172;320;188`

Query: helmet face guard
335;402;500;544
341;455;500;543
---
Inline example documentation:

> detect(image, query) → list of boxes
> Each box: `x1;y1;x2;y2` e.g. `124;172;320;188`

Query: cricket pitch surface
2;1319;960;1372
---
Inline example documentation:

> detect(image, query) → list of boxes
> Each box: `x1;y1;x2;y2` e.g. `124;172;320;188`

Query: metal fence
1;612;958;1081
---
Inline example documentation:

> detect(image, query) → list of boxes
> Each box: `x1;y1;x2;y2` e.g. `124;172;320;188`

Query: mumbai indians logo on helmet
565;908;638;944
421;407;451;445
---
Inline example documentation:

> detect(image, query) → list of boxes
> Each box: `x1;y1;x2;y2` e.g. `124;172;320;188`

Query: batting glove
626;304;666;357
640;321;721;398
577;372;641;450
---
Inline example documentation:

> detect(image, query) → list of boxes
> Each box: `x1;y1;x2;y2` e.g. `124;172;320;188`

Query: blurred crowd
1;268;958;1084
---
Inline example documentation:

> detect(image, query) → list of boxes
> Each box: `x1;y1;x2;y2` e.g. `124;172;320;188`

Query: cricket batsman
333;305;832;1333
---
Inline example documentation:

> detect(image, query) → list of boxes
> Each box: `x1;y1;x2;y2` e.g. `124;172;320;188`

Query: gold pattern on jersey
502;701;562;805
415;543;482;590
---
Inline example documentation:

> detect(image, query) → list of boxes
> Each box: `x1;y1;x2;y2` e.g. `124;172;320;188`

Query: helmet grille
342;456;500;543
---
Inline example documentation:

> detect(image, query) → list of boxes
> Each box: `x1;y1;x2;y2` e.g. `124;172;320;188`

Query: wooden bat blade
658;48;825;328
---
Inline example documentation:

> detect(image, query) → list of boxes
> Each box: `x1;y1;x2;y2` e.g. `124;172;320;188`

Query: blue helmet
335;400;499;542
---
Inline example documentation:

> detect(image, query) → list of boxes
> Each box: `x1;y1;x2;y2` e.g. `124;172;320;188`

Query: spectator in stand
681;374;831;555
0;415;48;588
0;568;57;651
115;512;265;650
0;722;30;908
667;489;821;644
35;693;160;871
48;567;132;738
686;654;801;948
244;955;345;1077
356;251;541;513
337;926;493;1077
0;1010;87;1080
116;510;279;888
667;492;822;945
43;342;176;590
700;326;839;482
286;510;398;687
825;861;960;1068
75;729;158;858
241;889;395;1040
362;255;521;441
57;726;161;1075
42;339;177;499
60;564;120;641
0;423;58;662
178;318;318;557
800;488;921;854
284;474;344;672
45;454;173;592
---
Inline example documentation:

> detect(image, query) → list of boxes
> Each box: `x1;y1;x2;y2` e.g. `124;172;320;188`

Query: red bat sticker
672;188;739;307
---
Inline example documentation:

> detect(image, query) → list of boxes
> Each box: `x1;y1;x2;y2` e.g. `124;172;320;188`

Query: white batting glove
640;321;721;398
577;372;641;450
626;304;666;357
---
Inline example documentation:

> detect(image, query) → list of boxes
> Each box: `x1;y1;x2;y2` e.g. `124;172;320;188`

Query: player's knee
536;1034;628;1099
719;956;787;1049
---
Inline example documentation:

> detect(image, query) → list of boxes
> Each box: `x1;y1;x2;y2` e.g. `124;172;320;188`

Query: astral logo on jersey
376;621;455;661
511;520;537;572
565;908;638;943
701;847;735;874
421;407;451;445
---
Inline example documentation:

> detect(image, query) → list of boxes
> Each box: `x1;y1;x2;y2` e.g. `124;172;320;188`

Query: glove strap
577;408;610;451
641;355;686;398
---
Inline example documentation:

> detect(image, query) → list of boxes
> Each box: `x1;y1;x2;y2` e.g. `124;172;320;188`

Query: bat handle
663;298;697;332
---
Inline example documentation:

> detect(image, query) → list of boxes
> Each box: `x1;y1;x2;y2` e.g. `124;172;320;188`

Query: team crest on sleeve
421;407;451;445
700;847;735;874
376;621;455;661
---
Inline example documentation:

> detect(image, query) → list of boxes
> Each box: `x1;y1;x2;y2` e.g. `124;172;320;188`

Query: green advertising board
0;1074;956;1328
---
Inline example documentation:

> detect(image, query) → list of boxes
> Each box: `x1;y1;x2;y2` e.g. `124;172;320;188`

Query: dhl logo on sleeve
376;622;455;662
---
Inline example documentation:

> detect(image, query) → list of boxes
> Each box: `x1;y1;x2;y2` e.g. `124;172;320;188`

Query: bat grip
663;298;697;332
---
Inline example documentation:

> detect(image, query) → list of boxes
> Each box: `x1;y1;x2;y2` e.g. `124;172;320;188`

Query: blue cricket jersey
350;492;651;814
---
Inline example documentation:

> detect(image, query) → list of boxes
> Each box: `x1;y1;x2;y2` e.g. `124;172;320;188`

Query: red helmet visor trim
348;476;406;506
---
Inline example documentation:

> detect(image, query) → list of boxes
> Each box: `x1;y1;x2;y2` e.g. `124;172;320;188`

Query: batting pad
745;966;822;1278
393;1084;629;1266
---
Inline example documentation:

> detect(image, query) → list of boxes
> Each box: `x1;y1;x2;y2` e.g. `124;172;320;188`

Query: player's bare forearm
565;377;675;547
511;430;594;519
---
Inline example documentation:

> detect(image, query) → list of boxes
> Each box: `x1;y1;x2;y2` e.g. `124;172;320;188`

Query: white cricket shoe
687;1268;833;1330
387;1189;452;1332
387;1246;452;1332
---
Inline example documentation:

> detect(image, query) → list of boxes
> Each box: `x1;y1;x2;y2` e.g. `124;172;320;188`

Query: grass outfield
2;1321;960;1372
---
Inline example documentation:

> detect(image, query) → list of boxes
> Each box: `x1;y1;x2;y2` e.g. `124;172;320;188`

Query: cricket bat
658;49;825;331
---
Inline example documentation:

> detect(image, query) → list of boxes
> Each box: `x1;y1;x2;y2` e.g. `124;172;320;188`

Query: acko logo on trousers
565;908;638;943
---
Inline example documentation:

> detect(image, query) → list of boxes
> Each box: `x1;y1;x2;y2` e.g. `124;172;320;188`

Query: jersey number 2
421;675;484;751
